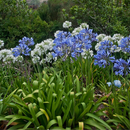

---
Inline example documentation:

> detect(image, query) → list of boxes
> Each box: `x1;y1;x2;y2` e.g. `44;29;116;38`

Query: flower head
0;40;4;49
19;36;34;46
63;21;72;28
107;82;112;87
113;80;122;87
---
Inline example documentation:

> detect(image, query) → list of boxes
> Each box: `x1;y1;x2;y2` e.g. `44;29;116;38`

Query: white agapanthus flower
102;36;113;42
72;27;82;36
0;40;4;49
63;21;72;28
95;34;123;53
80;23;89;29
31;38;55;64
32;56;40;64
112;34;124;42
96;34;106;42
81;49;93;59
3;55;15;64
14;55;23;63
0;49;13;60
54;30;62;38
95;42;101;51
31;48;42;57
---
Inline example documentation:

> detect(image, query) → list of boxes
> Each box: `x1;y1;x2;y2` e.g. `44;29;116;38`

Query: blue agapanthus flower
107;80;122;88
113;58;130;76
52;28;98;60
94;40;116;68
94;49;115;68
19;36;35;46
119;36;130;53
114;80;122;87
12;36;34;57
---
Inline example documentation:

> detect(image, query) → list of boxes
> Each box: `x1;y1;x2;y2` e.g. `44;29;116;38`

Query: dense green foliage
0;0;60;48
62;0;130;36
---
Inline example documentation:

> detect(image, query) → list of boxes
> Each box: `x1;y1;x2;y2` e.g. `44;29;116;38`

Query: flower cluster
72;23;89;36
107;80;122;88
0;49;23;64
52;24;97;60
63;21;72;28
94;40;115;68
95;34;123;52
12;36;34;57
31;39;56;64
0;40;4;49
113;58;130;76
118;35;130;54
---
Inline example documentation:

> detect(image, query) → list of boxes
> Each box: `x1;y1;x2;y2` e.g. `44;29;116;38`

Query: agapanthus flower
14;55;23;63
107;80;122;88
80;23;89;29
19;36;34;46
12;44;31;57
52;28;97;60
63;21;72;28
114;80;122;87
3;55;15;64
119;35;130;54
0;49;13;60
107;82;112;87
96;34;106;42
31;38;55;64
72;27;82;36
113;58;130;76
94;49;115;68
32;56;40;64
0;40;4;49
95;34;122;52
81;49;93;59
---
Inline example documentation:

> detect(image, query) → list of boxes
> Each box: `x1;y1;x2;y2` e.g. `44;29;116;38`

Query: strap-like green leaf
114;114;130;128
63;100;72;124
57;116;62;128
40;108;49;121
47;119;57;129
85;118;106;130
77;102;92;121
79;122;84;130
86;113;112;130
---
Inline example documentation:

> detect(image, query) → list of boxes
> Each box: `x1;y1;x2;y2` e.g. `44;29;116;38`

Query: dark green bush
62;0;129;36
0;0;51;48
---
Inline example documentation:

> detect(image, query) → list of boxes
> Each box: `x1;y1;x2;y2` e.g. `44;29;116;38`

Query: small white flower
80;23;89;29
63;21;72;28
96;34;106;42
81;49;93;59
0;49;13;60
103;36;113;42
14;55;23;63
54;30;62;38
95;42;101;51
72;27;82;36
32;56;40;64
3;55;15;64
0;40;4;48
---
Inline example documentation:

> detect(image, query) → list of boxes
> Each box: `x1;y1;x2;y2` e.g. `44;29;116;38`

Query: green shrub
0;0;51;48
62;0;129;36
